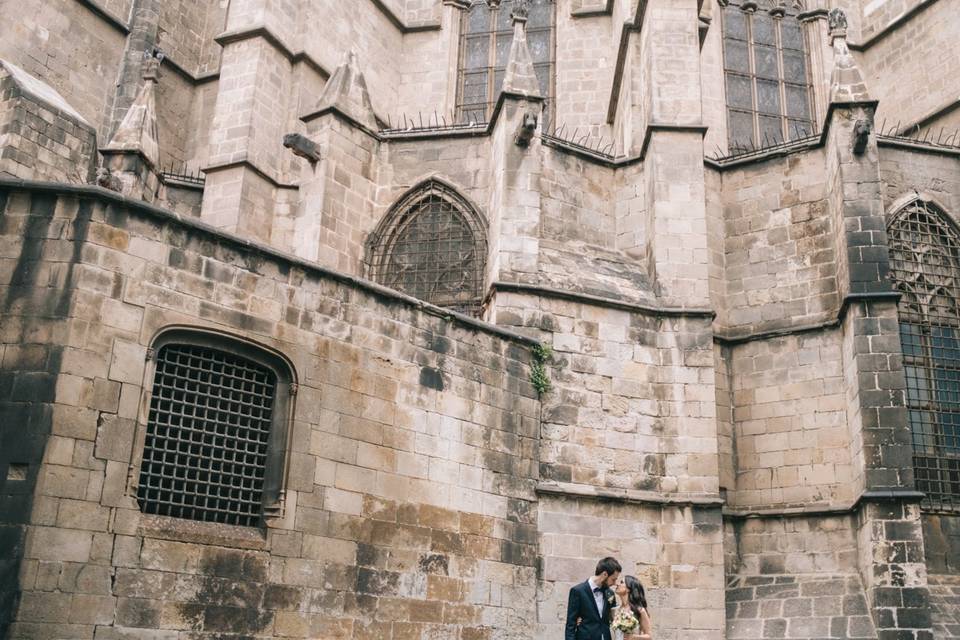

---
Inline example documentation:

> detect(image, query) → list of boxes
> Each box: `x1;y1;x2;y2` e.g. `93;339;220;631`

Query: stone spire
102;54;161;168
501;0;542;98
828;9;873;104
314;50;379;131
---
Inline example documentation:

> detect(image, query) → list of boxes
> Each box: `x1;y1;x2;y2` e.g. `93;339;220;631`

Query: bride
611;575;652;640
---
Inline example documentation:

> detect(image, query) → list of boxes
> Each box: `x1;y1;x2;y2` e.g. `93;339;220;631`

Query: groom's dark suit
564;580;613;640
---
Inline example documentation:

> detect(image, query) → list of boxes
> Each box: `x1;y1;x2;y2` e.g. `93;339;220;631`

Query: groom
564;556;621;640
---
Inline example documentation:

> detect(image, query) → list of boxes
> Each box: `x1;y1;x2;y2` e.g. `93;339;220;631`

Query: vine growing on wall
530;343;553;396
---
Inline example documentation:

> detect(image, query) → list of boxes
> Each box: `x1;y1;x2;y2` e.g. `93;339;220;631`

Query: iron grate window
721;0;814;153
367;181;488;317
456;0;555;125
889;200;960;512
137;343;277;526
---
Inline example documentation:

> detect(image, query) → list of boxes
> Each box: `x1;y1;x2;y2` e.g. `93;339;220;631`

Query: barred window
366;180;487;317
456;0;555;124
136;332;293;526
721;0;814;151
889;199;960;512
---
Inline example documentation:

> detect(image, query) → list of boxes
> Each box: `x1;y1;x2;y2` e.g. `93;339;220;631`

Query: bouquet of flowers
612;608;639;633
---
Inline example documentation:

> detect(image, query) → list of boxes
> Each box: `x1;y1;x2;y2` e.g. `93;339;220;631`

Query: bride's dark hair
624;575;647;617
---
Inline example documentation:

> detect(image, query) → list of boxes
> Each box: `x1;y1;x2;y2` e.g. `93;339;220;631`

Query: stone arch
886;198;960;512
366;179;489;316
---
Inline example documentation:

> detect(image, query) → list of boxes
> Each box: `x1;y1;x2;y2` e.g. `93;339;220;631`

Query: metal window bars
366;182;488;317
137;344;277;526
889;200;960;512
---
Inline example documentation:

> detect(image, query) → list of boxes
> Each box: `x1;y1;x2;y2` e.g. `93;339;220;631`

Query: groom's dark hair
595;557;622;576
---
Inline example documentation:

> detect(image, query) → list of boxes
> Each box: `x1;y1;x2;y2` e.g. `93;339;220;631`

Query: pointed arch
366;179;488;316
887;198;960;512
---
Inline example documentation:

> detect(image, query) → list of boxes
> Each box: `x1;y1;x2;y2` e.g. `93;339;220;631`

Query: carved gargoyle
853;119;872;155
94;167;122;192
283;133;322;164
515;110;538;147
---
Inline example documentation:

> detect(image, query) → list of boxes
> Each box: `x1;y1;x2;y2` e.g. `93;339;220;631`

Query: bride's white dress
611;605;626;640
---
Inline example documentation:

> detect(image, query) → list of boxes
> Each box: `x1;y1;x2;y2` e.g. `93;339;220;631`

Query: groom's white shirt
587;576;604;616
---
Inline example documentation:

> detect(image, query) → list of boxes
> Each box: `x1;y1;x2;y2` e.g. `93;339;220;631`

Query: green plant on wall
530;343;553;396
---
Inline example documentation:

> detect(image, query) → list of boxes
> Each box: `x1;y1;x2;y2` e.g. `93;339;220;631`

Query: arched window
136;330;295;526
456;0;555;124
721;0;814;151
367;180;488;316
889;199;960;512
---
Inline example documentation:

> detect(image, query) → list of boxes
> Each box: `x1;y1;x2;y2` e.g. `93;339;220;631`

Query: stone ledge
724;490;926;520
491;281;715;319
536;481;724;507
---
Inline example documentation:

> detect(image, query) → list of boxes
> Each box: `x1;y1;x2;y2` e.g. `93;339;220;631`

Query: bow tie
593;587;605;594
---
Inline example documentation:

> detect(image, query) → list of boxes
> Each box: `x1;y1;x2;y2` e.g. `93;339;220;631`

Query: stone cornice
847;0;940;51
536;481;724;508
571;0;616;18
490;281;715;319
202;158;299;190
723;490;926;519
713;292;902;346
0;178;542;349
542;123;707;168
215;27;330;79
160;56;219;86
75;0;130;34
369;0;442;33
878;136;960;158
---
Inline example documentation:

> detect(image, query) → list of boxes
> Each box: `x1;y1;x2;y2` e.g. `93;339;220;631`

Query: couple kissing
565;557;653;640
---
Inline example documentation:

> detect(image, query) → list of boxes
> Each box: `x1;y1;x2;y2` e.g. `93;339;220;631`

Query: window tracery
889;199;960;512
367;181;488;317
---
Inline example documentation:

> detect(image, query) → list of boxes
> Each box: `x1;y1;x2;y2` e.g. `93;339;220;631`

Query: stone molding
490;281;715;318
536;481;725;507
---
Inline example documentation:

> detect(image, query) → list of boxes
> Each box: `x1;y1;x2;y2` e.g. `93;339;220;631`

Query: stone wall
0;181;541;640
923;514;960;575
0;65;98;183
879;147;960;219
717;150;838;336
860;0;960;129
541;149;616;248
0;0;127;140
725;329;854;510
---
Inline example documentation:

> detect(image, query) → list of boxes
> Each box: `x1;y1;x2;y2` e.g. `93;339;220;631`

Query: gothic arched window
889;199;960;512
721;0;814;151
367;181;488;316
456;0;555;124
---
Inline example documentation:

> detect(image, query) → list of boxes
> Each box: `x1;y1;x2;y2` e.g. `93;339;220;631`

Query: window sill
136;513;269;550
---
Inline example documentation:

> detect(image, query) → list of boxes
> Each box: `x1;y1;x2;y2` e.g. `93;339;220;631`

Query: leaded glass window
889;200;960;512
136;333;293;526
456;0;555;124
367;181;488;317
721;0;814;151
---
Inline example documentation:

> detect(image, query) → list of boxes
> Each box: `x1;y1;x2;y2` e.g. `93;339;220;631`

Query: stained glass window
889;200;960;512
721;0;814;151
367;181;488;317
456;0;555;124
